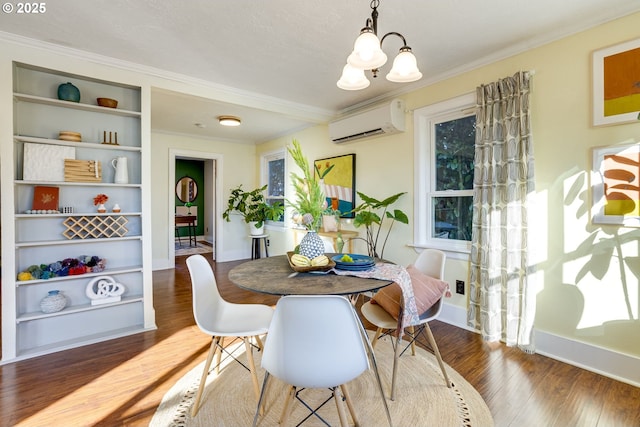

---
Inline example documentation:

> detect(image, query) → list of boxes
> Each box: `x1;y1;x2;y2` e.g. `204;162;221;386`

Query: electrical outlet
455;280;465;295
266;239;270;246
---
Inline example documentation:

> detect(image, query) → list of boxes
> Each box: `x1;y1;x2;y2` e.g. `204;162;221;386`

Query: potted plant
351;191;409;259
223;184;284;234
287;139;327;258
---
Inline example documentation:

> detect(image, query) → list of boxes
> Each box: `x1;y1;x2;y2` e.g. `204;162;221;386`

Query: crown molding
0;31;334;123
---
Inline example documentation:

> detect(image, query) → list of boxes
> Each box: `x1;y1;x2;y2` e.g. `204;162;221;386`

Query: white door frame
168;148;223;268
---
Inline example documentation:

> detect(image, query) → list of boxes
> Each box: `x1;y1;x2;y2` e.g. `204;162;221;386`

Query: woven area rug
150;334;493;427
175;242;213;257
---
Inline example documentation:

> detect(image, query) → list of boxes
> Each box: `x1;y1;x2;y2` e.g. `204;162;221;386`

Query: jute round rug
151;335;493;427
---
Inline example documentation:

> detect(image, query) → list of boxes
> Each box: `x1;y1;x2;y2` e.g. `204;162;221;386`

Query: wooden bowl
97;97;118;108
59;131;82;142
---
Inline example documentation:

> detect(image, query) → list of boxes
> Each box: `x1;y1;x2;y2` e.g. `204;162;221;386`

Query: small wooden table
228;254;392;296
175;215;197;247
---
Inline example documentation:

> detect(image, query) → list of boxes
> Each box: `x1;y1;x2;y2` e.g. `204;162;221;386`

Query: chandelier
337;0;422;90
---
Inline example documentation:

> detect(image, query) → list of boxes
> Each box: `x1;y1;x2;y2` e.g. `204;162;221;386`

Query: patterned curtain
467;71;536;353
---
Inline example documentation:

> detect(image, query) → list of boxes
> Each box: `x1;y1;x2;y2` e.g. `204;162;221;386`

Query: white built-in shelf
16;296;144;323
14;180;141;188
16;212;142;218
15;236;141;248
13;93;141;117
15;266;143;287
14;135;141;152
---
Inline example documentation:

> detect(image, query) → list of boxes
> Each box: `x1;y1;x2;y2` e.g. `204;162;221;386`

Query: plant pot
249;221;264;236
97;204;106;213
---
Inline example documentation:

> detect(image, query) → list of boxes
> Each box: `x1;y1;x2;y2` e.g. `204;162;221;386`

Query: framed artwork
591;143;639;226
32;186;59;211
314;153;356;218
592;38;640;126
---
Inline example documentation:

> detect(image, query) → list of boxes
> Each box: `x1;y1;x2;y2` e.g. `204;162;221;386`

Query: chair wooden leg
244;337;261;401
371;327;383;350
340;384;359;427
424;323;452;388
214;336;223;375
280;385;296;426
390;330;402;401
254;334;264;351
408;325;417;356
191;336;219;417
334;386;349;427
252;372;271;427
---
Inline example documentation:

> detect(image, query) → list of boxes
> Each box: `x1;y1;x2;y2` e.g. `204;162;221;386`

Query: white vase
40;290;67;313
249;221;264;236
97;204;106;213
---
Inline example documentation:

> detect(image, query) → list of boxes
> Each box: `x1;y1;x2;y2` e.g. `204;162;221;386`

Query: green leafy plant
287;139;325;231
351;191;409;259
222;184;284;229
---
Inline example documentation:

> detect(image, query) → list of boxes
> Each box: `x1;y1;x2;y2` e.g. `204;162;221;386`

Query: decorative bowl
97;97;118;108
287;251;336;273
59;131;82;142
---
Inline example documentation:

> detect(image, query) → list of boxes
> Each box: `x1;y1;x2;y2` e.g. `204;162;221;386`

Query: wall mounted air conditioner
329;99;405;144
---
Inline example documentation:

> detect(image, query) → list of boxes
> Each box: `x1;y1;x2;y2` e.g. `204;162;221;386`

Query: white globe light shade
347;30;387;69
337;64;370;90
386;49;422;82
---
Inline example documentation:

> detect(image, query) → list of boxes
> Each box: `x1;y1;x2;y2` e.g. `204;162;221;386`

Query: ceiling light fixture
337;0;422;90
218;115;242;126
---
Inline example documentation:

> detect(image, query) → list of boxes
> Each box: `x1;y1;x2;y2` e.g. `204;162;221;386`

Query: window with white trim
414;93;475;254
262;149;286;225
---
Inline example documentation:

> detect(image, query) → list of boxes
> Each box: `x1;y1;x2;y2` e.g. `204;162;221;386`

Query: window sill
408;242;470;261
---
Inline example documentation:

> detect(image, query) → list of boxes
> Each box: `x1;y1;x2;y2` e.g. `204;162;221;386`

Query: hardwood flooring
1;256;638;427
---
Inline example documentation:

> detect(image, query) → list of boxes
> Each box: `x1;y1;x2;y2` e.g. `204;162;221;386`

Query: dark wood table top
175;215;196;224
228;254;393;296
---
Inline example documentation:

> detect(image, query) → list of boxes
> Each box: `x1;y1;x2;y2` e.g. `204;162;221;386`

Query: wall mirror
176;176;198;203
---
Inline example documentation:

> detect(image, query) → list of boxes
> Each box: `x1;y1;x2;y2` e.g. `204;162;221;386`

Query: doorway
168;149;222;268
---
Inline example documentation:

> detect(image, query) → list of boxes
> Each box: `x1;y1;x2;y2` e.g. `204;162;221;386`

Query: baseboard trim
439;302;640;387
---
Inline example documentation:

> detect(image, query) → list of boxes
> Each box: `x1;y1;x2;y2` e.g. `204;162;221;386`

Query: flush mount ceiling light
337;0;422;90
217;115;242;126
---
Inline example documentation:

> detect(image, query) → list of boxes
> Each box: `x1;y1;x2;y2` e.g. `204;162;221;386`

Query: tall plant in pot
288;139;327;259
223;184;284;234
351;191;409;259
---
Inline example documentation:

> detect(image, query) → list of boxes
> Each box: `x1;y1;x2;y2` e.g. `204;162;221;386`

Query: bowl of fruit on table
287;252;336;272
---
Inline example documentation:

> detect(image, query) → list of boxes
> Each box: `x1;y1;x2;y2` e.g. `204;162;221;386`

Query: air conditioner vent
329;99;405;144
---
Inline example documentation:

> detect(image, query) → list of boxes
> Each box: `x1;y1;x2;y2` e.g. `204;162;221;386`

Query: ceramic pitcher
112;156;129;184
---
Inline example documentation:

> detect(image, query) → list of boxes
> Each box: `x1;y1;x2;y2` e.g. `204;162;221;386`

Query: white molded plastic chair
253;295;392;427
360;249;452;400
186;254;274;417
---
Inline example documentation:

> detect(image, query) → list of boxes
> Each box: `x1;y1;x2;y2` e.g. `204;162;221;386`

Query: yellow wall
1;11;638;368
258;12;640;359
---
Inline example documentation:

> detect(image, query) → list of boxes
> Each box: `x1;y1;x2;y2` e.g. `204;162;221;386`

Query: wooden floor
1;255;639;427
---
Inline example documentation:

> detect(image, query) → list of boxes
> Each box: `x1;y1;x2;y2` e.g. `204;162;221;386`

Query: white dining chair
252;295;392;427
186;254;274;417
360;248;452;400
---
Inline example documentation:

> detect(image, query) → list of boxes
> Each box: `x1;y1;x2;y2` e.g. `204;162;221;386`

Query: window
262;149;286;224
414;93;475;256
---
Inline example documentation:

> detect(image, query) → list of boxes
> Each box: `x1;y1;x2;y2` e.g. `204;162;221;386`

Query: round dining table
228;254;393;296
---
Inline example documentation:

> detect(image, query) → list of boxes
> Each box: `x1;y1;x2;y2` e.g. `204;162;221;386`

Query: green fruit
340;254;354;263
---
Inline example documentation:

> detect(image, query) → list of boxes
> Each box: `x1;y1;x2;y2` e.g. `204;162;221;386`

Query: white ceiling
1;0;639;143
